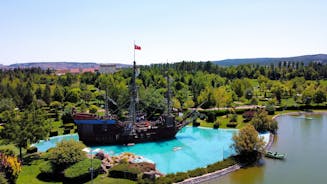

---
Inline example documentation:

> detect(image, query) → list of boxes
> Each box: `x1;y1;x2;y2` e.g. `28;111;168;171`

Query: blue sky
0;0;326;65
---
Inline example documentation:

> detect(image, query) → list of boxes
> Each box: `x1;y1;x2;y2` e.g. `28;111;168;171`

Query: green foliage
109;163;141;181
187;167;207;177
26;146;37;154
64;158;101;180
206;157;236;173
251;109;277;133
1;106;50;160
89;105;98;114
0;172;8;184
0;98;15;112
38;160;55;176
232;124;265;163
48;139;86;169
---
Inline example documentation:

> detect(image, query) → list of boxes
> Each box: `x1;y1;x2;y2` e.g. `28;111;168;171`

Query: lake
207;113;327;184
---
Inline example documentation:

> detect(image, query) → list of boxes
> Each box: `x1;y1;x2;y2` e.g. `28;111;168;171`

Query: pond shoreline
176;110;327;184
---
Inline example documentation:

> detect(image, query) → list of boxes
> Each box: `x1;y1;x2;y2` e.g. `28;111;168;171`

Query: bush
48;139;87;169
192;120;200;127
109;163;141;181
0;172;8;184
226;122;238;128
172;172;189;182
64;158;101;182
26;146;38;154
50;130;58;137
213;121;220;129
229;114;238;122
39;161;55;176
206;111;216;123
89;105;98;114
242;111;255;122
206;157;237;173
187;167;207;177
265;104;275;115
63;129;70;134
63;123;75;129
0;146;16;156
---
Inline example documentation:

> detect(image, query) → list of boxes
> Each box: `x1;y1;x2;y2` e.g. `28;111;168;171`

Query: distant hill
0;62;131;70
213;54;327;66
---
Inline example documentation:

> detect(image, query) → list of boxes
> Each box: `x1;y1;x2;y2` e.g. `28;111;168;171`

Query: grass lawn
85;175;136;184
17;159;135;184
197;114;248;129
17;159;60;184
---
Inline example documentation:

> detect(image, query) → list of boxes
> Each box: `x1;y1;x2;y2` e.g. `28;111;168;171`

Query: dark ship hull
73;114;190;145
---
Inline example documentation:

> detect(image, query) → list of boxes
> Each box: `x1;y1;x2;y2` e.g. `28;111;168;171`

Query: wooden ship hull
73;114;190;145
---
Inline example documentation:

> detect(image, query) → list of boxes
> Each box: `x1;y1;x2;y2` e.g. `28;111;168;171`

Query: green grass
17;159;60;184
85;175;136;184
17;159;135;184
197;114;247;129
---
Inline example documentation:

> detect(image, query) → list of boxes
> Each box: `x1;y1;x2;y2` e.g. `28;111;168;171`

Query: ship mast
130;60;137;124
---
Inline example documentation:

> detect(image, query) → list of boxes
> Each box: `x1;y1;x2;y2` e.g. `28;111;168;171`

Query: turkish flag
134;45;141;50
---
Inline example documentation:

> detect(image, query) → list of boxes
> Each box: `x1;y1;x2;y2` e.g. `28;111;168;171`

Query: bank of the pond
205;111;327;184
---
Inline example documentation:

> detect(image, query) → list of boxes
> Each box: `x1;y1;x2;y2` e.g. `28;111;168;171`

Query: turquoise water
33;126;269;174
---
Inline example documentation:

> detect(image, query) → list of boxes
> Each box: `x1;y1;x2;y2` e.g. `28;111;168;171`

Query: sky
0;0;327;65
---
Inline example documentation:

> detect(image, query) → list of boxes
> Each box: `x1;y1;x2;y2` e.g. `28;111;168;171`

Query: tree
52;85;64;102
251;109;278;133
42;83;51;105
232;124;265;163
313;89;326;104
1;106;50;160
48;139;86;169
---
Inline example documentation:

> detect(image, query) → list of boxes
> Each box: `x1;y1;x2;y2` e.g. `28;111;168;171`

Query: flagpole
133;40;135;62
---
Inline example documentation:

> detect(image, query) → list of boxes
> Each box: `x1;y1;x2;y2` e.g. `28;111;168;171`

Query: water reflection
210;114;327;184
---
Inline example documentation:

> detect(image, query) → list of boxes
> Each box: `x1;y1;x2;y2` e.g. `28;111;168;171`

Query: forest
0;61;326;183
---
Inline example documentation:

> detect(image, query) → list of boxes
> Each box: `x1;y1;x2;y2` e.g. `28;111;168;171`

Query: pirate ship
73;60;197;145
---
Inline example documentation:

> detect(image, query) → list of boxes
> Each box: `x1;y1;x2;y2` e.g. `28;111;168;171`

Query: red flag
134;44;141;50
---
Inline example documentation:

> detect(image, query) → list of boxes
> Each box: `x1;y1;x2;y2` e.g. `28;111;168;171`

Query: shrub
64;158;101;182
109;163;141;181
206;157;236;173
227;122;238;128
0;146;16;156
63;129;70;134
242;111;255;122
265;104;275;115
187;167;207;177
206;111;216;123
39;161;55;176
89;105;98;114
192;120;200;127
95;151;105;160
63;123;75;129
0;153;22;183
26;146;38;154
213;121;220;129
50;130;58;137
172;172;189;182
229;114;237;122
48;139;87;169
0;172;8;184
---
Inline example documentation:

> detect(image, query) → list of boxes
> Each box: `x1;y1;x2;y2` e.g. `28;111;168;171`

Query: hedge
50;130;58;137
64;158;101;182
154;157;237;183
26;146;38;154
39;160;55;176
109;163;141;181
